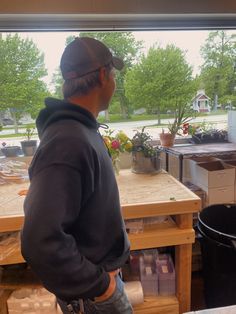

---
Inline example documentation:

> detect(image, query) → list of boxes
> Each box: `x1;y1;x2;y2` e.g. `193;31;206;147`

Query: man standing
21;37;133;314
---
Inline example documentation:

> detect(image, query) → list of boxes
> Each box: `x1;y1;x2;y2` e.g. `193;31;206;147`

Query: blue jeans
57;275;133;314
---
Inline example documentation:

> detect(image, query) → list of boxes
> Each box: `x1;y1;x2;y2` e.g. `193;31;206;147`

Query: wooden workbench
0;170;201;314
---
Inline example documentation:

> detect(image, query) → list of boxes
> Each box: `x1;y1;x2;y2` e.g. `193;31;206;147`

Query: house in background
192;89;211;112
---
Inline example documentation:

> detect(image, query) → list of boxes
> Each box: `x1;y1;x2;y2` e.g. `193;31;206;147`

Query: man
21;37;133;314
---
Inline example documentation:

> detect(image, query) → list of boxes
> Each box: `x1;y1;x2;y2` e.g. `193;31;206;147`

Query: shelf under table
129;219;195;250
134;295;179;314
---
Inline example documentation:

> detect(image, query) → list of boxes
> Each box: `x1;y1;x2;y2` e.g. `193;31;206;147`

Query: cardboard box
217;154;236;161
187;157;220;185
205;185;235;206
194;161;235;189
222;160;236;201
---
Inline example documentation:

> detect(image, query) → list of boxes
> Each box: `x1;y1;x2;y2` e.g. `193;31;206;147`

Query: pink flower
111;139;120;150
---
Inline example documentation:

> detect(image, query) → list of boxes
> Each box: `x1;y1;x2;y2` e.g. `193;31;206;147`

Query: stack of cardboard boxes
188;157;236;206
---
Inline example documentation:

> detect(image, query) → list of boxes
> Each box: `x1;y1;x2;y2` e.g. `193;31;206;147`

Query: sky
18;30;234;89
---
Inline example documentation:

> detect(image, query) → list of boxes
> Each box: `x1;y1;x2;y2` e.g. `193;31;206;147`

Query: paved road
0;114;228;146
105;114;227;137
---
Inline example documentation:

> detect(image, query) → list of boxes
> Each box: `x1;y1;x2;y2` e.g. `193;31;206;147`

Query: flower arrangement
102;130;133;173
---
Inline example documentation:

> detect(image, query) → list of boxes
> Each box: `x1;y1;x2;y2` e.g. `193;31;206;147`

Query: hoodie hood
36;97;99;138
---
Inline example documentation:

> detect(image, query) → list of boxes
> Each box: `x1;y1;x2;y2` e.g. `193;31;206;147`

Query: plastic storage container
125;218;144;234
129;251;143;279
139;256;158;296
7;288;57;314
156;254;176;296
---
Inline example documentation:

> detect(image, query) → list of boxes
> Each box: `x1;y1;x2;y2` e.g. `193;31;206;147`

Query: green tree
125;45;195;125
199;31;236;109
51;68;63;99
0;34;49;133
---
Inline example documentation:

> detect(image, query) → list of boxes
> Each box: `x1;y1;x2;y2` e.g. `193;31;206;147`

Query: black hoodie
21;97;130;302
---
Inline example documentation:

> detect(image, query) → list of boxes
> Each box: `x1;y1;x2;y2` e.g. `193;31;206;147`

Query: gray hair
62;63;113;99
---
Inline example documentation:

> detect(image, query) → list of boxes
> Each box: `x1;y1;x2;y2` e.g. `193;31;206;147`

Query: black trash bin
197;204;236;309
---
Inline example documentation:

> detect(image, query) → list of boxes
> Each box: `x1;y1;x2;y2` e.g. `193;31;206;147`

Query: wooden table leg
0;289;13;314
175;244;192;314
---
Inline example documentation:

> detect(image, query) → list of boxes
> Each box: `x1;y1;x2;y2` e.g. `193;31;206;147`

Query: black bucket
197;204;236;308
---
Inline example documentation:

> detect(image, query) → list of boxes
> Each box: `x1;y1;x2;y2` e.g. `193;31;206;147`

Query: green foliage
125;44;195;127
199;31;236;107
24;127;35;140
108;100;121;114
51;67;63;99
79;32;143;67
167;105;196;135
132;127;160;157
0;34;49;123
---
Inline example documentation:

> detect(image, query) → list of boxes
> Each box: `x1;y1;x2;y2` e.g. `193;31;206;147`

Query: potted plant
20;128;38;156
160;105;196;147
185;121;228;144
131;127;161;174
1;142;21;157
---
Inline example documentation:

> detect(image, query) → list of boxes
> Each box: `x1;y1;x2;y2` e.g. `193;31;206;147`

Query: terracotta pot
159;133;175;148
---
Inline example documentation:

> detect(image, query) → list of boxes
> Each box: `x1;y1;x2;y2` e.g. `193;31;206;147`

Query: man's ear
99;67;108;86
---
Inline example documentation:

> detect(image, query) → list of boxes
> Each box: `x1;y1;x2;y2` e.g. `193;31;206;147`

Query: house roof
192;93;211;102
198;94;209;100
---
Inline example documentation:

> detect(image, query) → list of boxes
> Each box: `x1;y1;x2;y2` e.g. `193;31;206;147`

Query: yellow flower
117;131;129;142
124;141;133;151
103;136;111;148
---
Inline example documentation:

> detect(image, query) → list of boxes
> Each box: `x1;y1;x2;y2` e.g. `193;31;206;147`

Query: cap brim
112;56;124;71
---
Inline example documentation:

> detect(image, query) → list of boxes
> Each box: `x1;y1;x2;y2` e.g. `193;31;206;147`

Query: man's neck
67;93;100;118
